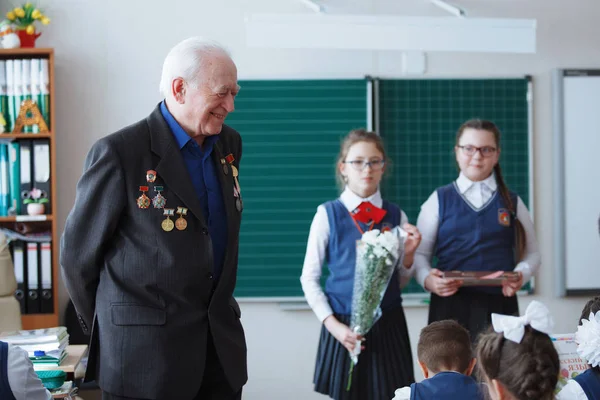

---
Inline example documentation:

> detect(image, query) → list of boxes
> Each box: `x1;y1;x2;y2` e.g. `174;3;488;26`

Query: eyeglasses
343;159;386;171
457;145;497;157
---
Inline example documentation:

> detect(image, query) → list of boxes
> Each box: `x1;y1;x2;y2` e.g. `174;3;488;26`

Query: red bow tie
351;202;387;224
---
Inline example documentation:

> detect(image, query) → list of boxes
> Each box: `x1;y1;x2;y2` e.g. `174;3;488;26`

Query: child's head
455;119;501;183
576;295;600;373
477;310;559;400
417;320;476;378
337;129;387;197
455;119;526;260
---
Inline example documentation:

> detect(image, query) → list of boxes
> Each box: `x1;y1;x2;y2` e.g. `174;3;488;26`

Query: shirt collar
340;187;383;212
456;172;498;193
160;101;191;150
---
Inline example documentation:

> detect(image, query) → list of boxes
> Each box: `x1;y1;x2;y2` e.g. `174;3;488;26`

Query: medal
231;165;238;177
146;169;157;183
235;198;243;212
161;208;175;231
137;186;150;209
222;164;229;175
175;207;188;231
152;185;167;209
225;153;235;164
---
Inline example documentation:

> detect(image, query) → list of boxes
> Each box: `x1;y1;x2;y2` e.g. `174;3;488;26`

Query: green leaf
23;199;33;204
38;198;49;204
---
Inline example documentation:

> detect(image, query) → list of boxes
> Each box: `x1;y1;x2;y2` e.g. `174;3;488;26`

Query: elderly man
61;37;246;400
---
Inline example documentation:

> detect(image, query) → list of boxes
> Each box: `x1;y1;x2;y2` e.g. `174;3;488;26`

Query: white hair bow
575;310;600;368
491;300;554;343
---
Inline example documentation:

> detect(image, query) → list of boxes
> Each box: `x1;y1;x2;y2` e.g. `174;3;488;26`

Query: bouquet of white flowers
346;227;403;389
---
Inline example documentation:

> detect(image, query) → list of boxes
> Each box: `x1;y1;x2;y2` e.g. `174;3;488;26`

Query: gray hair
159;37;231;98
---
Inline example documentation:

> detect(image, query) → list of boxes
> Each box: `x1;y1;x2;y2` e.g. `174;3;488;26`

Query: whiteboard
553;69;600;296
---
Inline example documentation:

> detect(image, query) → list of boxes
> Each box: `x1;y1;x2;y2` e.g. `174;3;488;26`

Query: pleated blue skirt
313;306;415;400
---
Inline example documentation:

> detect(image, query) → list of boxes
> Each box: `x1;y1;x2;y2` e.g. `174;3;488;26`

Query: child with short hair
392;320;484;400
557;295;600;400
477;300;559;400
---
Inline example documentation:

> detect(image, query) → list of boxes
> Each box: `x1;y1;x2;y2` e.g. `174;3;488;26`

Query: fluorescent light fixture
430;0;466;18
245;14;536;54
298;0;324;14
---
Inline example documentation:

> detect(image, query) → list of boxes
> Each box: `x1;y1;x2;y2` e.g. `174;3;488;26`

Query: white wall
40;0;600;398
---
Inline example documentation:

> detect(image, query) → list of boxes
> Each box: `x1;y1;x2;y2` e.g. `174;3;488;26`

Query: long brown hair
336;129;388;189
456;119;526;261
476;326;559;400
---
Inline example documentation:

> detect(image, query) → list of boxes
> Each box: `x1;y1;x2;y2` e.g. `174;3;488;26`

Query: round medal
222;164;229;175
235;198;243;212
161;218;174;232
175;217;188;231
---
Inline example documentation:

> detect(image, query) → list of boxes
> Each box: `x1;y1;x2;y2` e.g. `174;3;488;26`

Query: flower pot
27;203;45;216
16;30;41;48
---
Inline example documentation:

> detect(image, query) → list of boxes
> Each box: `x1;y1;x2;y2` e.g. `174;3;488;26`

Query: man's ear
171;78;186;103
418;360;429;379
465;358;477;376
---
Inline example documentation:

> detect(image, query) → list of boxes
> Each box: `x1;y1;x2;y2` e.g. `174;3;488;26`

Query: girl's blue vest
323;199;402;315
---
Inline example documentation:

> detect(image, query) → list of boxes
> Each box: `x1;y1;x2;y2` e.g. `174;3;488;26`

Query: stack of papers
0;326;69;366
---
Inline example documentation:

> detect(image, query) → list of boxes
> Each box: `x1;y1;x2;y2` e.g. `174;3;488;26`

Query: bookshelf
0;48;57;330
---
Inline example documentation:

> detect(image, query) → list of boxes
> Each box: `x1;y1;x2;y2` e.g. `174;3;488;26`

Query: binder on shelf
13;60;23;132
32;139;50;213
39;242;52;314
5;59;16;133
26;241;40;314
11;240;26;314
0;60;8;133
40;59;49;127
21;59;32;133
8;141;20;215
30;59;41;134
19;140;32;213
0;144;9;216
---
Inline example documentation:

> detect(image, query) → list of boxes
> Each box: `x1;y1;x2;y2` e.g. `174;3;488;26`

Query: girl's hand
502;271;523;297
424;268;462;297
402;223;422;257
323;315;364;352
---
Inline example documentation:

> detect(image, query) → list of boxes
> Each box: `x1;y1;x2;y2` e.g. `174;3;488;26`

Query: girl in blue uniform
477;301;559;400
300;129;421;400
557;296;600;400
414;119;541;340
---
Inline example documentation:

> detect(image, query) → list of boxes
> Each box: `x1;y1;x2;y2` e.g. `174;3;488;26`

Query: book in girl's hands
551;334;589;394
441;271;520;286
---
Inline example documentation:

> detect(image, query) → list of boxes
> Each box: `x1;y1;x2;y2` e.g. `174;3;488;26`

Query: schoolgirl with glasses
414;119;541;341
300;129;421;399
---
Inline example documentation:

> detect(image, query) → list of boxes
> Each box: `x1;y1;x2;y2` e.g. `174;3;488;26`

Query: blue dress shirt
160;101;227;281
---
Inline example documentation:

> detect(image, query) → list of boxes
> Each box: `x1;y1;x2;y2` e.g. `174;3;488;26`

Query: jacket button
207;273;214;280
202;228;209;235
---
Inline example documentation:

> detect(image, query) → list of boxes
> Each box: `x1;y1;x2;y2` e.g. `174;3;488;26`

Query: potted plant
3;3;50;47
23;187;48;215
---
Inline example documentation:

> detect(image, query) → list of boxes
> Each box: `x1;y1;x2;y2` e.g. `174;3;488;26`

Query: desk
33;344;88;375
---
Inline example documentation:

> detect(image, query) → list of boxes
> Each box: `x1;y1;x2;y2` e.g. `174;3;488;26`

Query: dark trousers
102;332;242;400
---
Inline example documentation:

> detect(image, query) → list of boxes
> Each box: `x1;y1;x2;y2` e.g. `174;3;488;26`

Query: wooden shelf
0;48;53;58
0;133;52;139
21;313;59;330
0;215;53;222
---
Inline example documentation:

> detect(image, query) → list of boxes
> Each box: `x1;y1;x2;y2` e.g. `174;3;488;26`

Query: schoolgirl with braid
477;300;559;400
414;119;541;340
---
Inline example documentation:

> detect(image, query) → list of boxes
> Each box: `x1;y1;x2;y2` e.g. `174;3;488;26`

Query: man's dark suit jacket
60;104;247;399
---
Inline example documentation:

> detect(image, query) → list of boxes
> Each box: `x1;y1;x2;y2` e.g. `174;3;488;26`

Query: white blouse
414;172;541;288
6;344;52;400
556;380;588;400
300;188;413;322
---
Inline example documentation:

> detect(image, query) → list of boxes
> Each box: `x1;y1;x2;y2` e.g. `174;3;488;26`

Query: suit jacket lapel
212;139;236;284
147;106;207;227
